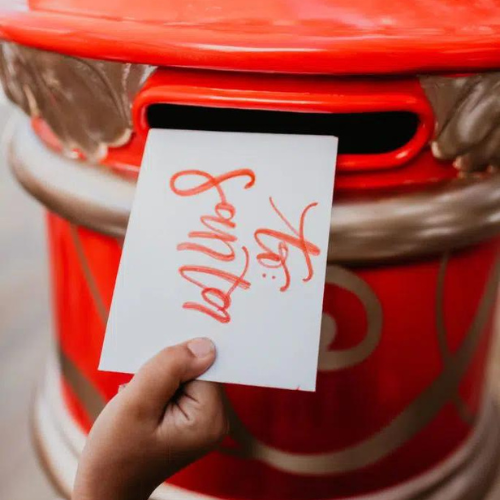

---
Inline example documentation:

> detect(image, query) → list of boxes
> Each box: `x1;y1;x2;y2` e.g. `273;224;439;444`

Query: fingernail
187;338;215;358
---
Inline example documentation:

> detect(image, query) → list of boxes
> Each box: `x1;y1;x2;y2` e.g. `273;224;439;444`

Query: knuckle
178;400;228;448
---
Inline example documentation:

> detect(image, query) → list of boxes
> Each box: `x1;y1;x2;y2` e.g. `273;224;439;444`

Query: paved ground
0;107;54;500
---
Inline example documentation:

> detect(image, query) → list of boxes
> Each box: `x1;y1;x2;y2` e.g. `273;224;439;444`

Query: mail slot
1;1;500;500
132;69;434;177
146;104;419;155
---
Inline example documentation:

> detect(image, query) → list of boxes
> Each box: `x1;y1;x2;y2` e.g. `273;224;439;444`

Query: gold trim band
9;120;500;264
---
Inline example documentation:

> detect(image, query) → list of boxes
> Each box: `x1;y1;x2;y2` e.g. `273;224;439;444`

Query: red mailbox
0;1;499;499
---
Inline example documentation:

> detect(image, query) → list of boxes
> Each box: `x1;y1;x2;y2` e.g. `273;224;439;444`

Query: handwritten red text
170;169;255;323
254;198;320;292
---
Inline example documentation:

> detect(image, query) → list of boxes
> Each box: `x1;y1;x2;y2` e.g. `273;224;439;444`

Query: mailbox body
1;1;500;498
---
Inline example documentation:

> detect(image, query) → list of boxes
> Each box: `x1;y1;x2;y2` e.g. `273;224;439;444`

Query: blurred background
0;100;53;500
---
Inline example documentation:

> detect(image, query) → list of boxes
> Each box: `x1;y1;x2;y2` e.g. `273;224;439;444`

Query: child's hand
73;338;228;500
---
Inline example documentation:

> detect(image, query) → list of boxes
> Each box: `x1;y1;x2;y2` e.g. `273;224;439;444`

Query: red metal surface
133;70;433;174
47;212;500;498
0;1;500;74
32;69;458;194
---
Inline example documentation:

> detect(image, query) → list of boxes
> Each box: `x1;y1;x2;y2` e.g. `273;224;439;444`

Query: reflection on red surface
4;0;500;73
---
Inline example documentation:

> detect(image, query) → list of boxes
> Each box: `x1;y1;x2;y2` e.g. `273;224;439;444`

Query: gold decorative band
9;119;500;264
222;257;500;475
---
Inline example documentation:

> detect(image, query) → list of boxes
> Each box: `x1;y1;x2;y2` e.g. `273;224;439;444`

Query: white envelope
100;129;338;391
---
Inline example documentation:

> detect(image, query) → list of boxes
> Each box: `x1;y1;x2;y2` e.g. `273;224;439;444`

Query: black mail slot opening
146;104;419;155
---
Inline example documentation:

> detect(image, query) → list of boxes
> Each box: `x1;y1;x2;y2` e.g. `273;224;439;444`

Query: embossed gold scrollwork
318;266;382;371
0;42;154;161
222;259;500;475
421;73;500;173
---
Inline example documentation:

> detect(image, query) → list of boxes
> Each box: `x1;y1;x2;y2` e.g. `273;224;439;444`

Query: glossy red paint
33;68;457;194
133;69;434;174
1;1;500;74
47;212;500;498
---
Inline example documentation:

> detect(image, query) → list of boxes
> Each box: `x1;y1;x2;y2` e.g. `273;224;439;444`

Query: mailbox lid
1;0;500;75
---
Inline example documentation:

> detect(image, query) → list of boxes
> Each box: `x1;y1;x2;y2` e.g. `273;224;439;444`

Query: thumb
123;338;216;418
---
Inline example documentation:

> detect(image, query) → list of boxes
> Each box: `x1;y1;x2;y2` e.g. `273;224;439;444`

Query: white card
100;129;337;391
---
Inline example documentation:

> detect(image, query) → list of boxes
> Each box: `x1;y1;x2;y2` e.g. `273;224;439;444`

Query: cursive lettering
170;169;255;323
254;197;320;292
178;248;251;323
